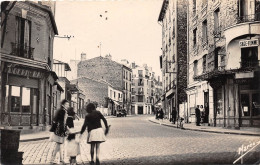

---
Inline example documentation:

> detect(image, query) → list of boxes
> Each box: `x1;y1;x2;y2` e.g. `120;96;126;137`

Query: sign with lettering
6;67;43;79
239;39;259;48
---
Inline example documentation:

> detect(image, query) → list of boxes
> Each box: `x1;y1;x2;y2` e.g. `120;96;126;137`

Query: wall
71;77;108;106
78;57;123;90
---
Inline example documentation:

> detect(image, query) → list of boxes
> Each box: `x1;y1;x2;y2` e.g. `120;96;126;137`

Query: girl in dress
49;99;70;164
80;103;110;165
66;107;80;165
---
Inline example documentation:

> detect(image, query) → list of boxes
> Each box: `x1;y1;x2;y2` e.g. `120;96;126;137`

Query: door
138;106;143;114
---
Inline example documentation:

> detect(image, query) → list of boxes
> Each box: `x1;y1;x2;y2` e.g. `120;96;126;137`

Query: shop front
1;63;56;129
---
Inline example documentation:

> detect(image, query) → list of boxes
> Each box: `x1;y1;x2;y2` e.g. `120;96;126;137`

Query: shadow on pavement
101;151;260;165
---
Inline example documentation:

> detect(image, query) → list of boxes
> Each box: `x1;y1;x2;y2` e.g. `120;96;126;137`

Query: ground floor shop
0;62;59;131
131;103;152;115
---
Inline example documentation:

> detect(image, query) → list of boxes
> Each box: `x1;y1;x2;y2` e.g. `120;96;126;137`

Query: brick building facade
77;56;132;113
158;0;187;120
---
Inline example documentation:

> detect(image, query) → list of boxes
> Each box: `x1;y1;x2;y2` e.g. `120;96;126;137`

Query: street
19;115;260;164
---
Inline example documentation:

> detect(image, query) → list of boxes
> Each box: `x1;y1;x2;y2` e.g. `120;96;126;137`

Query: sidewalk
149;117;260;136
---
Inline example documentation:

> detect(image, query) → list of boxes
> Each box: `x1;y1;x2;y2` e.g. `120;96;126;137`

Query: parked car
116;109;127;117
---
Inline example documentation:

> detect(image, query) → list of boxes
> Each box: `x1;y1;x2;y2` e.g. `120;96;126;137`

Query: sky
53;0;163;76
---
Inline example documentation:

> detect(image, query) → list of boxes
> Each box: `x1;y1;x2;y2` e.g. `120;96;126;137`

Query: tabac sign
239;39;259;48
6;67;43;79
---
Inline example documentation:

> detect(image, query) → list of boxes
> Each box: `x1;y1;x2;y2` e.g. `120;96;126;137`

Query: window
202;20;207;43
7;86;38;113
114;92;116;98
214;8;220;32
138;70;143;77
11;86;21;112
216;88;223;116
110;90;112;98
203;55;207;73
193;28;197;47
241;47;258;68
193;60;198;76
16;17;32;59
193;0;196;15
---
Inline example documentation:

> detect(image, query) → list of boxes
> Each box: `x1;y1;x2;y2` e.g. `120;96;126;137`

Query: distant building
77;56;132;114
131;63;159;115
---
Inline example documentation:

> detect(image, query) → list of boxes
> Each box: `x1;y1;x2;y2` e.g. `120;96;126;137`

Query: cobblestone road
19;115;260;164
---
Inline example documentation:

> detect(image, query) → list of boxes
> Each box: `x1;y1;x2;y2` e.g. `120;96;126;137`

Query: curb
148;119;260;137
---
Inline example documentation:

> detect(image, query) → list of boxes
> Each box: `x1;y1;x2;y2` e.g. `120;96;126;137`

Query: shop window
252;93;260;116
216;88;223;116
22;88;30;113
241;94;250;116
8;86;38;113
11;86;21;112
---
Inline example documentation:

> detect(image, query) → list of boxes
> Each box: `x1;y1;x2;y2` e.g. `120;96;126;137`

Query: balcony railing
131;91;136;95
237;13;260;24
138;74;143;77
137;91;144;95
240;60;260;68
11;42;35;59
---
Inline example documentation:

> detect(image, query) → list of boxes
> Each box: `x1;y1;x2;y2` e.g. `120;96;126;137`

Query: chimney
81;53;86;61
105;54;112;60
131;62;136;68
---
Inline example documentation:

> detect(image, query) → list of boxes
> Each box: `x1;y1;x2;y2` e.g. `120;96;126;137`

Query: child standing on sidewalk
67;129;80;165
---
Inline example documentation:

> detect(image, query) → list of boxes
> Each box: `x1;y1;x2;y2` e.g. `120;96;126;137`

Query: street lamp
54;35;74;40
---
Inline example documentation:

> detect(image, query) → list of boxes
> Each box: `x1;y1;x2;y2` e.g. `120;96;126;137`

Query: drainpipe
186;0;190;123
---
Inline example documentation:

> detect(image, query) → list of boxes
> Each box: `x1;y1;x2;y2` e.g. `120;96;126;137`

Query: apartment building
158;0;188;120
187;0;260;128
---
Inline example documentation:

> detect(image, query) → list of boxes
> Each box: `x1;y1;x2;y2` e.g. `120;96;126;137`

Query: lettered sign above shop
6;67;43;79
239;39;259;48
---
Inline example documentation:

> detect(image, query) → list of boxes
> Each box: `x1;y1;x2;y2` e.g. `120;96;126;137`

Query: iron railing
11;42;34;59
237;13;260;23
240;60;260;68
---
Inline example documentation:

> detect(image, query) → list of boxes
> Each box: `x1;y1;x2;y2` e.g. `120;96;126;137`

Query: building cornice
1;52;51;71
158;0;169;22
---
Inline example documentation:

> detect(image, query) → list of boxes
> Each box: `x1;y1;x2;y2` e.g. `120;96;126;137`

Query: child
67;128;80;165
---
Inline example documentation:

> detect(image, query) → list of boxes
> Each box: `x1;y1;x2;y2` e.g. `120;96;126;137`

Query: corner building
0;2;58;129
187;0;260;128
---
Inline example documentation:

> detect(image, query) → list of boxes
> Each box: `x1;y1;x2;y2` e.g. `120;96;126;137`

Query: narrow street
19;115;260;164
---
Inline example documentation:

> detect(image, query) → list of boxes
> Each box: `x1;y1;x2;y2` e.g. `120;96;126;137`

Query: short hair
86;103;96;113
61;99;69;105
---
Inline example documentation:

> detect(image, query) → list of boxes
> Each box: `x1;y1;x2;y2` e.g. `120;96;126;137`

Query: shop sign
239;39;259;48
6;67;43;78
235;72;254;79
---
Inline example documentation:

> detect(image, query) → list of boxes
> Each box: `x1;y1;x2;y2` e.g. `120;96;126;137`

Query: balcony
138;74;143;78
240;60;260;69
131;91;136;95
237;13;260;24
11;42;35;60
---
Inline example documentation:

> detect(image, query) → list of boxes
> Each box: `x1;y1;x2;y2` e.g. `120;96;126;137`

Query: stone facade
187;0;260;128
158;0;187;120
